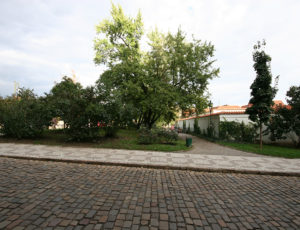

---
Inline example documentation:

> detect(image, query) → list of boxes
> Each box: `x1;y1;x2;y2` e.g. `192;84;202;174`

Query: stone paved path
0;158;299;230
0;143;300;175
179;134;264;157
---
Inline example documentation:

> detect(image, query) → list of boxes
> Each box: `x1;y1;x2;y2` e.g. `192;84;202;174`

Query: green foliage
219;121;257;143
268;85;300;147
0;129;187;152
246;40;278;147
94;3;143;67
94;4;218;129
47;77;103;141
193;119;201;135
0;88;51;138
137;127;178;144
187;124;191;133
103;126;118;138
95;71;138;130
218;141;300;158
287;85;300;146
206;123;215;138
182;120;186;132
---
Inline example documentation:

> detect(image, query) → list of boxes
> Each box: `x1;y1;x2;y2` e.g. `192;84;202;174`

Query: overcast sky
0;0;299;106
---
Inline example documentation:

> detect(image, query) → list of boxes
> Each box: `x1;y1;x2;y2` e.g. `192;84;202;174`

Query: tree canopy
0;88;51;138
268;85;300;147
94;4;219;128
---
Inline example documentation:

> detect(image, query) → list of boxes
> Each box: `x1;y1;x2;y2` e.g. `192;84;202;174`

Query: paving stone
0;158;299;230
79;219;89;225
99;215;108;223
1;142;299;175
0;220;11;229
160;214;168;221
159;221;169;229
123;220;132;228
48;218;61;227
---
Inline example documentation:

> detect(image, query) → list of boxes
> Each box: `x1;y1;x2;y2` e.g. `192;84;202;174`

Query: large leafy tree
268;85;300;147
94;4;219;128
246;40;278;149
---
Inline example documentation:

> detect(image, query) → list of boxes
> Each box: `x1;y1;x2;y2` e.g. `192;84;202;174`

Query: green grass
218;141;300;158
93;129;188;152
0;129;189;152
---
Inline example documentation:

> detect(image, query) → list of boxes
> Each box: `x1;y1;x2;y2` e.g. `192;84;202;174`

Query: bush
182;120;186;132
137;128;158;144
0;88;51;139
104;125;118;138
156;128;178;144
137;127;178;144
219;120;257;143
194;119;201;135
187;124;191;133
47;77;111;141
206;123;215;138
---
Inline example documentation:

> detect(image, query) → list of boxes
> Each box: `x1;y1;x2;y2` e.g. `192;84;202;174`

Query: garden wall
176;113;297;145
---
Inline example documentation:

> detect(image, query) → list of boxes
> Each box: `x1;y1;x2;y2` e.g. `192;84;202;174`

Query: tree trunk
259;123;262;151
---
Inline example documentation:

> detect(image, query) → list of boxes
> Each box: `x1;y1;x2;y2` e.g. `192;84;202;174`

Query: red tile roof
213;105;243;110
178;111;246;121
179;100;288;121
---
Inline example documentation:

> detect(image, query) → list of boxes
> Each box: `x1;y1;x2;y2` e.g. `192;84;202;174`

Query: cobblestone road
0;158;299;230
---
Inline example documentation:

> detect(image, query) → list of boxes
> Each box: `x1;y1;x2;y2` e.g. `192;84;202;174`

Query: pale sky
0;0;299;106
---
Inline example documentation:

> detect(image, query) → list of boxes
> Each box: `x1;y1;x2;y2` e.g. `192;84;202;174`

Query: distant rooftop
182;100;287;118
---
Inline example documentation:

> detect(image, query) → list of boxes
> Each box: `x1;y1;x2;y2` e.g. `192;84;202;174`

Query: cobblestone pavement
0;158;299;230
1;143;300;175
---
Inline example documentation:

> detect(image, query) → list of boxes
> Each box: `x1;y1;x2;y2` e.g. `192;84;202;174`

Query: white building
176;101;297;145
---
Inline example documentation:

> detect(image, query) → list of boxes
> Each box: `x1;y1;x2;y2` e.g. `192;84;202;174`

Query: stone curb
1;155;299;177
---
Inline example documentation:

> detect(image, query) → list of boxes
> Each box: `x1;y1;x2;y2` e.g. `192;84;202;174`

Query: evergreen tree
246;40;278;150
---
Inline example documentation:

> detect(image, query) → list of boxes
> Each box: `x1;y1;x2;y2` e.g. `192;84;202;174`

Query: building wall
219;114;251;124
177;113;297;145
196;116;220;136
177;115;220;136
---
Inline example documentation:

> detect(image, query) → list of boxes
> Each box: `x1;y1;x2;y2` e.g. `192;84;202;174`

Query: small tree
268;85;300;147
246;40;278;150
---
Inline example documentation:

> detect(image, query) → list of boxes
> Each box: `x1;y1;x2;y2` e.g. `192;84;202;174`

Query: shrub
104;125;118;138
47;77;112;141
0;88;51;139
219;120;257;143
156;128;178;144
194;119;201;135
137;127;178;144
187;124;191;133
206;123;215;138
183;120;186;132
137;127;158;144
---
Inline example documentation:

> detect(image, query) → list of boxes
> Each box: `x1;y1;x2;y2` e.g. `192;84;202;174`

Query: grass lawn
0;129;189;152
218;141;300;158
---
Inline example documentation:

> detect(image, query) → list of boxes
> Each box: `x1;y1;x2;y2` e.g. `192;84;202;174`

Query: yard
0;129;189;152
218;141;300;158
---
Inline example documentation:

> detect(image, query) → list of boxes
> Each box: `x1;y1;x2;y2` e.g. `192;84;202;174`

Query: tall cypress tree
246;40;278;150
